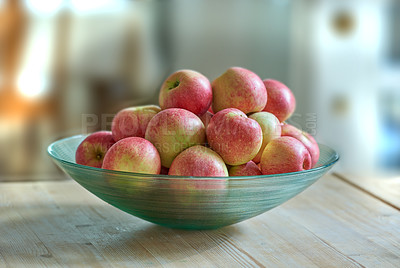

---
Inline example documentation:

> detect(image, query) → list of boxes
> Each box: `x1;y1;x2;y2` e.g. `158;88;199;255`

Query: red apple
249;112;282;163
262;79;296;122
206;108;263;166
145;108;206;168
198;111;213;130
75;131;115;168
281;123;320;167
159;70;212;116
111;105;160;141
102;137;161;174
166;176;228;207
260;136;312;175
303;132;320;167
229;161;262;176
167;146;228;206
212;67;267;114
169;145;228;177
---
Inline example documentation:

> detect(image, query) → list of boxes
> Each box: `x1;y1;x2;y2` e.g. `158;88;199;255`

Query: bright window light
69;0;125;13
24;0;64;15
17;72;49;98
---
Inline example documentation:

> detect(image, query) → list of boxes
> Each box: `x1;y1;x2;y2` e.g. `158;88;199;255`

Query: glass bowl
48;135;339;230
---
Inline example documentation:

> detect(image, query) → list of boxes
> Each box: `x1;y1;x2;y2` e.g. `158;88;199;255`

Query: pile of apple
75;67;319;178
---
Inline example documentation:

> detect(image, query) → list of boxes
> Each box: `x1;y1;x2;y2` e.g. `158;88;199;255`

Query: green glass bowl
48;135;339;230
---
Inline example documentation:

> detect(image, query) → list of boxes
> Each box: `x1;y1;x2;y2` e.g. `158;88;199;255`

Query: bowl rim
48;134;339;181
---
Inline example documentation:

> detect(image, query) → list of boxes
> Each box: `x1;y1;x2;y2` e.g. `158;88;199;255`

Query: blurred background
0;0;399;181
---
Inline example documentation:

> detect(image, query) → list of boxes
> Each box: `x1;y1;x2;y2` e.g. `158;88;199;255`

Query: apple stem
167;80;180;90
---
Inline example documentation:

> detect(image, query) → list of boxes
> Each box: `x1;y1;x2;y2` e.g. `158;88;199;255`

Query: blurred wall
0;0;399;180
289;0;400;176
166;0;291;82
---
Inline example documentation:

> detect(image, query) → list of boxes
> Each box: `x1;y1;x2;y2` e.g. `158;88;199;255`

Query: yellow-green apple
145;108;206;168
206;108;263;165
75;131;115;168
249;112;281;163
169;145;228;177
260;136;312;175
111;105;161;141
281;123;320;167
228;161;262;176
212;67;267;114
262;79;296;122
159;70;212;116
102;137;161;174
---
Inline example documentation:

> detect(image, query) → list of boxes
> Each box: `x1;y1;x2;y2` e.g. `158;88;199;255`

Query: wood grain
334;172;400;210
0;174;399;267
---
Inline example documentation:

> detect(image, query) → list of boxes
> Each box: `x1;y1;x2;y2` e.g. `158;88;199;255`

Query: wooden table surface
1;173;399;267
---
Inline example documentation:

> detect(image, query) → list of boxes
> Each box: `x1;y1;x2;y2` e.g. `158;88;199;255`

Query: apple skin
75;131;115;168
262;79;296;122
229;161;262;176
111;105;161;141
281;123;320;167
167;145;228;206
260;136;312;175
166;176;228;207
206;108;263;166
159;70;212;116
249;112;282;163
212;67;267;114
303;132;320;167
145;108;206;168
102;137;161;174
198;111;213;147
198;111;213;130
169;145;228;177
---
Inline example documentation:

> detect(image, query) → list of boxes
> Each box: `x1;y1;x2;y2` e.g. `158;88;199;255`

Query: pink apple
167;146;228;206
198;111;213;129
75;131;115;168
262;79;296;122
102;137;161;174
249;112;282;163
303;132;320;167
198;111;213;147
281;123;320;167
159;70;212;115
167;176;228;207
206;108;263;166
169;145;228;177
145;108;206;168
260;136;312;175
229;161;262;176
111;105;161;141
212;67;267;114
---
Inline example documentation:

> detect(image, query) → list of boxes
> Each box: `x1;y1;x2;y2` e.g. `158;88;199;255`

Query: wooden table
1;173;399;267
